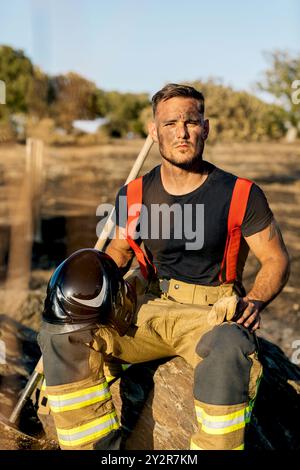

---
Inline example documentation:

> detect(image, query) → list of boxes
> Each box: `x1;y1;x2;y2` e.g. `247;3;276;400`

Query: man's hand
232;217;290;333
232;298;265;332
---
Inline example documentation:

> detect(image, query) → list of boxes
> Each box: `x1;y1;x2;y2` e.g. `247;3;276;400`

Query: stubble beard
159;143;205;172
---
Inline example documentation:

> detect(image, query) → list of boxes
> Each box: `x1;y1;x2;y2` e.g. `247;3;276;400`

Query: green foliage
139;106;153;135
0;45;293;142
94;88;110;117
186;79;286;142
48;72;100;131
27;67;50;118
0;45;34;113
101;91;149;137
257;50;300;128
0;46;50;121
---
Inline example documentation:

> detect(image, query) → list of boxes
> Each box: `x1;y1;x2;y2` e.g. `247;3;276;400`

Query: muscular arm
235;217;290;331
245;217;290;302
105;225;134;274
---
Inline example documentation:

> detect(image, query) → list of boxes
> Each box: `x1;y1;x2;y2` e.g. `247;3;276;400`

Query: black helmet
42;249;136;336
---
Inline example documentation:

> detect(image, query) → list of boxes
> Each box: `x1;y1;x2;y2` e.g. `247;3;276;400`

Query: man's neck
160;159;209;196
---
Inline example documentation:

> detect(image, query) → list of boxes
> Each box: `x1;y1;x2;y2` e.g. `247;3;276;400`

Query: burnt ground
0;140;299;449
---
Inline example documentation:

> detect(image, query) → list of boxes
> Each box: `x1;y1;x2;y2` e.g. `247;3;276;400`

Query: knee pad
38;323;94;386
196;323;257;359
194;323;258;405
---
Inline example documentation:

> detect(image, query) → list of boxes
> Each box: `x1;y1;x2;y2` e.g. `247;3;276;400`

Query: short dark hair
151;83;205;116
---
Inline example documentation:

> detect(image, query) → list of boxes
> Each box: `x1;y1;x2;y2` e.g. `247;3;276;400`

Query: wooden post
3;138;44;317
27;138;44;242
94;135;153;251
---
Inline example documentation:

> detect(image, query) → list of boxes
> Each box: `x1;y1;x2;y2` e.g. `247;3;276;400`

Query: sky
0;0;299;98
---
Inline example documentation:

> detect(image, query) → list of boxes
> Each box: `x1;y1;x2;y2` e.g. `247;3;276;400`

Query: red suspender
219;178;253;283
126;177;156;280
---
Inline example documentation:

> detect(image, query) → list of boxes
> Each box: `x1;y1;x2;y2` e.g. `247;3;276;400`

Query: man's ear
148;120;158;142
202;119;209;140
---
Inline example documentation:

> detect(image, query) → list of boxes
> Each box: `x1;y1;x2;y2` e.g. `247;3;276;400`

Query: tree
0;45;34;114
26;67;50;118
187;79;285;142
49;72;101;131
0;45;52;124
257;50;300;139
102;91;149;137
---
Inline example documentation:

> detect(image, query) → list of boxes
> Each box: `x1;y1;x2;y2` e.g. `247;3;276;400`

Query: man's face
149;97;209;168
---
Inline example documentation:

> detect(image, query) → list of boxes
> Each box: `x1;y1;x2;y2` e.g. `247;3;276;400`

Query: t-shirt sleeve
241;183;273;237
114;184;128;228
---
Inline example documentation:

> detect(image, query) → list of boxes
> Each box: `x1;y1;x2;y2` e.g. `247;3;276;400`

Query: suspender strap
126;177;156;280
219;178;253;283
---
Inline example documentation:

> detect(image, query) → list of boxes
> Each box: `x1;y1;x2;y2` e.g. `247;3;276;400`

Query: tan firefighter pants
38;277;262;451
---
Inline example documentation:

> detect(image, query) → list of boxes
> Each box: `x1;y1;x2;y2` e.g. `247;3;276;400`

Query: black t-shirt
114;162;273;286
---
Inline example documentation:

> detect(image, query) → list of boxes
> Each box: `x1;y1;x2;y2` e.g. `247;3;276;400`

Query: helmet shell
43;249;136;335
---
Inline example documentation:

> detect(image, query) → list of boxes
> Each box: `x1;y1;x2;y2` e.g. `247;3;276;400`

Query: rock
36;339;300;450
110;338;300;450
0;314;40;418
246;337;300;450
110;357;197;450
1;315;299;450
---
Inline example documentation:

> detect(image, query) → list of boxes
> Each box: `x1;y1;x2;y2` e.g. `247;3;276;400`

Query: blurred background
0;0;299;448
